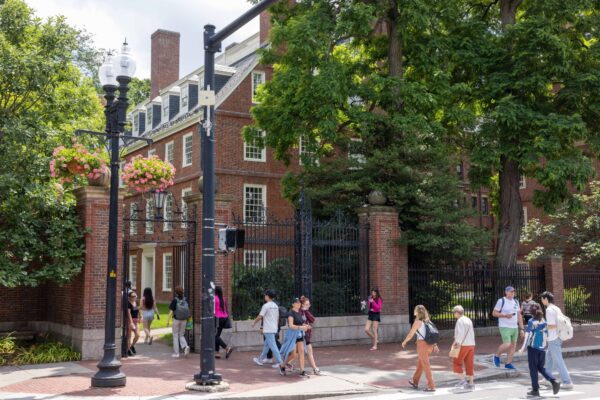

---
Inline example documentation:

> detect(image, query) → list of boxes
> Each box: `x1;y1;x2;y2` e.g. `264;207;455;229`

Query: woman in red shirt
300;296;321;375
364;288;382;350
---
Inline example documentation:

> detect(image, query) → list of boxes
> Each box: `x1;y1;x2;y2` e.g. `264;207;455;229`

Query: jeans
259;333;282;364
172;319;188;355
545;339;572;384
528;347;555;391
215;318;228;352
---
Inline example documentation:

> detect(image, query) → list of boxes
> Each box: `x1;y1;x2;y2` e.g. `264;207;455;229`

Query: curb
215;389;376;400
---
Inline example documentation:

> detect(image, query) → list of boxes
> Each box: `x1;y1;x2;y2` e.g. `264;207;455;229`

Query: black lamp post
152;189;168;218
194;0;279;386
77;42;152;388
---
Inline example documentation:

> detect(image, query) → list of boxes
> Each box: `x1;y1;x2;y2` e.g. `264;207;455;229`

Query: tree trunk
387;0;402;79
495;156;523;268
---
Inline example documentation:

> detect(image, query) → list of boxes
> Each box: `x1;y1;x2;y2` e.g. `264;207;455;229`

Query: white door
141;254;155;294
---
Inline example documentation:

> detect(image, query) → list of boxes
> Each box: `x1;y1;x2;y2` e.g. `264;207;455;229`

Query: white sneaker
272;363;280;369
263;358;274;364
454;379;467;387
253;357;264;366
184;346;191;356
561;383;574;390
172;353;180;358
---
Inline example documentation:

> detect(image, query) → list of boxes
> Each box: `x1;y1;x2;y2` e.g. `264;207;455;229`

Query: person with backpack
402;305;439;392
214;286;234;359
252;289;285;375
364;289;382;351
492;286;524;370
450;305;475;391
166;286;191;358
518;305;561;396
541;291;574;390
521;292;538;324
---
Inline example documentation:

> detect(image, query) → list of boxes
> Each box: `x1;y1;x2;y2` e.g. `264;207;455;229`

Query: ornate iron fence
408;263;546;330
564;271;600;324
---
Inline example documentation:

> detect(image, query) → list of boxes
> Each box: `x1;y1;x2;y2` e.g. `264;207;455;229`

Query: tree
456;0;600;267
127;77;151;112
246;0;489;264
521;181;600;268
0;0;104;287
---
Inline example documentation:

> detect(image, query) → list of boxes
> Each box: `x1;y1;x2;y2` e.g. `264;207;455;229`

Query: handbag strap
458;322;471;345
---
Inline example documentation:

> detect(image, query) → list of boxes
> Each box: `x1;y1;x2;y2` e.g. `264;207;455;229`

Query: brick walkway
1;328;599;398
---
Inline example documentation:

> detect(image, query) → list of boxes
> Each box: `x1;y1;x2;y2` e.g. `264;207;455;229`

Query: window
456;162;464;180
119;161;125;187
181;188;192;228
129;255;137;287
299;136;317;166
471;195;478;209
244;184;266;224
181;86;189;108
145;198;154;233
163;194;174;231
251;71;265;103
129;203;138;235
244;130;266;161
132;114;138;135
244;250;266;268
519;174;526;189
163;102;170;119
348;138;366;168
481;197;489;215
146;106;153;129
522;207;528;226
148;148;156;158
163;253;173;291
183;133;193;167
165;141;174;165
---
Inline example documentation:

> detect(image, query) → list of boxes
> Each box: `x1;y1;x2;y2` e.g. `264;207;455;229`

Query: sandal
408;380;418;389
424;388;436;392
313;368;322;376
226;346;234;359
370;346;378;351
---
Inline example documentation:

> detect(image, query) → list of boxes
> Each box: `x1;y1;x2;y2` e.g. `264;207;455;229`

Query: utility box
218;227;245;252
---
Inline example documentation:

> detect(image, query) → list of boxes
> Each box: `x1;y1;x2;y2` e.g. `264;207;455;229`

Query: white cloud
25;0;259;79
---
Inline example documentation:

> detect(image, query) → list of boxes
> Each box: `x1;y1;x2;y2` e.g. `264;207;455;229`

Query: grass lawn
137;303;171;330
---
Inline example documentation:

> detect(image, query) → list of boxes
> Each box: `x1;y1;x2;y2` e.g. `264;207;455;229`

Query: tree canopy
0;0;104;287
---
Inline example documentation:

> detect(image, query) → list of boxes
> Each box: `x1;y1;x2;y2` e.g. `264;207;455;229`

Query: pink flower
88;173;94;179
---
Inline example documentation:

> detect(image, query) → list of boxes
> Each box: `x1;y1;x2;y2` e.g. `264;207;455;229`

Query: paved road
321;354;600;400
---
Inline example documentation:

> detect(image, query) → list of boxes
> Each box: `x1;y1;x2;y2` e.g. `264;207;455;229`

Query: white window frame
182;133;193;167
522;207;528;226
244;130;266;162
162;252;173;292
348;138;366;169
146;106;153;130
129;255;137;288
519;174;526;189
299;136;318;166
163;193;174;231
181;188;192;228
148;148;156;158
165;141;175;165
244;184;267;224
162;99;170;119
181;85;189;109
132;113;138;135
119;161;126;187
244;250;267;268
129;203;138;235
145;199;154;233
251;71;266;104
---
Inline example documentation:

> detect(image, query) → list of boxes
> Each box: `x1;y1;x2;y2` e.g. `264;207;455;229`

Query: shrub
412;280;458;316
564;286;591;320
14;341;80;365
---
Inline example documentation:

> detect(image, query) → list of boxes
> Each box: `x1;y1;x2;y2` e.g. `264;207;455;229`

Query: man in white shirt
492;286;524;370
541;291;574;390
252;289;285;375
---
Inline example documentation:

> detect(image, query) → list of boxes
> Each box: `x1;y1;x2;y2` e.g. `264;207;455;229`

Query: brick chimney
150;29;180;99
259;11;271;45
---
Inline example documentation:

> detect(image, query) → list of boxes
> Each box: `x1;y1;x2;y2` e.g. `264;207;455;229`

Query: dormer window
181;86;189;108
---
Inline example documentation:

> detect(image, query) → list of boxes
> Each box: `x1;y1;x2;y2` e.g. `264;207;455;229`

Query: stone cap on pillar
356;205;398;216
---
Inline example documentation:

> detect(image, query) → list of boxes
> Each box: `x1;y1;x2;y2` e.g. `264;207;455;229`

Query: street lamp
152;189;168;218
79;41;151;388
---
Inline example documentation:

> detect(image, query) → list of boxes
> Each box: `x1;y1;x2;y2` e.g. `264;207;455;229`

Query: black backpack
417;320;440;345
278;305;288;327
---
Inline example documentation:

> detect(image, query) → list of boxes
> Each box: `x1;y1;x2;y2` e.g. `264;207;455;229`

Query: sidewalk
1;327;598;399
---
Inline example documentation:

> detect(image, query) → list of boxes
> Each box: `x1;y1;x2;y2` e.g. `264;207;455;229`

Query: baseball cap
505;286;515;292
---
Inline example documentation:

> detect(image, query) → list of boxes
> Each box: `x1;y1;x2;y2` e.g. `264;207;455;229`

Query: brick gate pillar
537;255;565;310
357;205;410;340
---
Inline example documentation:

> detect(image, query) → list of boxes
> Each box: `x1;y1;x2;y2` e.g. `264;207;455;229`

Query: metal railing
564;271;600;324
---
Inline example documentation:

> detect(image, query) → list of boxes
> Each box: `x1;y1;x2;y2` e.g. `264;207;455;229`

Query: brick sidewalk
1;328;598;398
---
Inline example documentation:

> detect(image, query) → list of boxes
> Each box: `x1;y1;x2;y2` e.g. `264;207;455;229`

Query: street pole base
91;371;126;388
193;372;222;386
187;380;229;393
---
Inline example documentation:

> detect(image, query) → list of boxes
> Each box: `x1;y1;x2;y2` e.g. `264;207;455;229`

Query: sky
26;0;259;79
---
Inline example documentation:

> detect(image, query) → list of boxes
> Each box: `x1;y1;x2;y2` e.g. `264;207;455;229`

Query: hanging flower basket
50;141;108;186
122;155;175;193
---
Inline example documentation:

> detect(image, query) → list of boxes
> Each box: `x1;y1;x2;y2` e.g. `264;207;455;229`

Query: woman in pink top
215;286;234;359
364;288;382;350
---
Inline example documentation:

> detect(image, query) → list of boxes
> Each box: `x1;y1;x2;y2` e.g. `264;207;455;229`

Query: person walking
541;291;574;390
364;289;382;351
166;286;191;358
402;305;438;392
300;296;321;375
141;287;160;345
450;305;475;391
280;297;310;378
518;306;561;396
252;289;285;375
521;292;538;325
127;291;140;356
492;286;524;370
214;286;234;359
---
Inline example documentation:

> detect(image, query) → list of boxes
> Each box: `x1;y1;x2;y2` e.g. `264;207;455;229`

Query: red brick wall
0;286;46;326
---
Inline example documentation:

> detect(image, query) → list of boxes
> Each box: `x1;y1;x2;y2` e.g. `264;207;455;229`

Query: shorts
523;314;532;324
499;327;518;343
296;338;304;343
368;311;381;322
142;310;155;322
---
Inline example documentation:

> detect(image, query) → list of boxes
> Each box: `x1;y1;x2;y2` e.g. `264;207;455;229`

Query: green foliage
412;280;458;316
564;286;592;319
0;0;104;287
247;0;489;264
0;333;80;366
232;258;295;320
0;332;16;357
521;181;600;267
127;77;151;112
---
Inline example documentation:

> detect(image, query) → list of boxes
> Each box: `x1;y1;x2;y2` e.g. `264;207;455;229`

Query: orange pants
413;340;435;389
453;345;475;376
